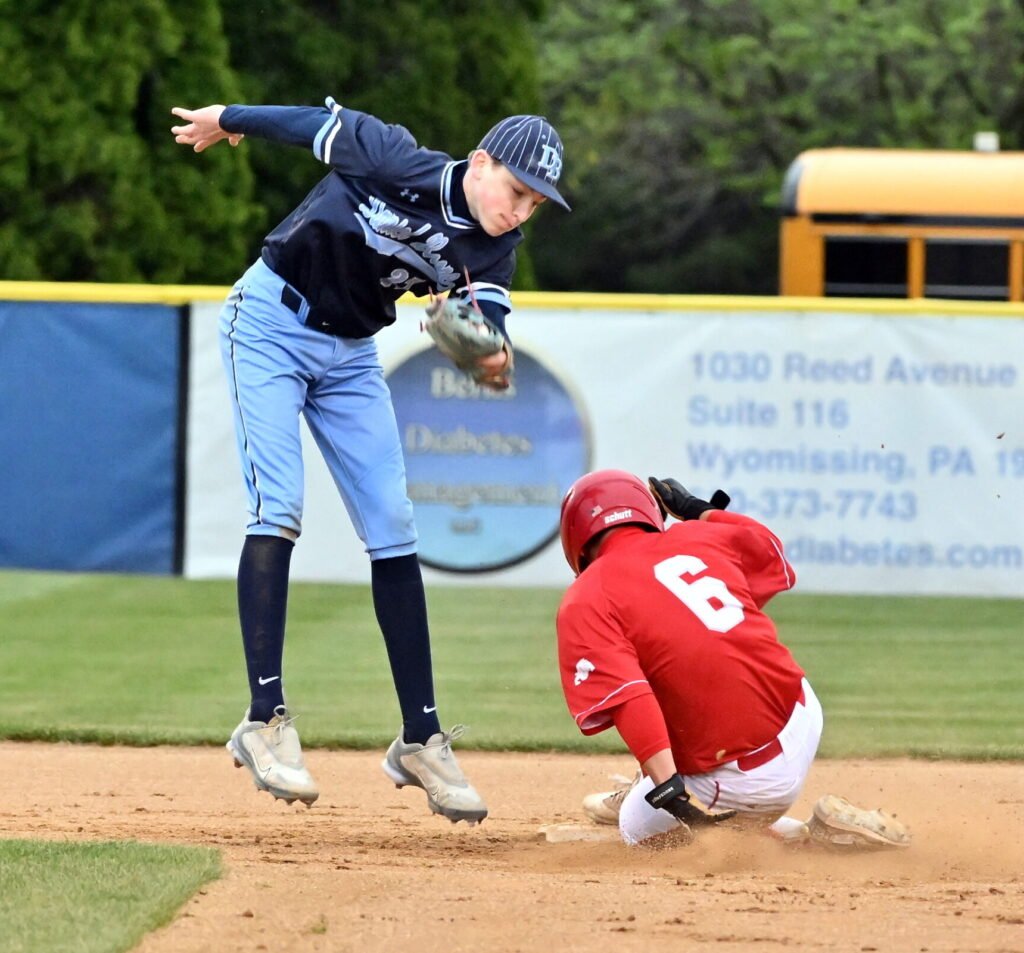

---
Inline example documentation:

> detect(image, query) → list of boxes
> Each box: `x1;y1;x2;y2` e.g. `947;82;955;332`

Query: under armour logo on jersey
537;144;562;183
401;189;420;202
574;658;595;686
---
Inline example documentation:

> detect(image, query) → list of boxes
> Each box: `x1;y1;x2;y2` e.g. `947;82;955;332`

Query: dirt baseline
2;743;1022;953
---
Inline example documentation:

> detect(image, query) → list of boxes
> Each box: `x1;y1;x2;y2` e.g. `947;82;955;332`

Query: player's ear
468;149;491;174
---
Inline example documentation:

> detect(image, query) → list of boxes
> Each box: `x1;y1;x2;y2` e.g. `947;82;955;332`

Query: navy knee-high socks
237;539;440;743
371;554;442;744
237;535;292;722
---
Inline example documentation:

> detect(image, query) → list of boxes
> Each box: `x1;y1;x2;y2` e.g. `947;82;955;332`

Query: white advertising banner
186;301;1023;596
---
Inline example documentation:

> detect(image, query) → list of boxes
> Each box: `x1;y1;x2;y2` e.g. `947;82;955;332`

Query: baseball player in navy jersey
171;100;569;823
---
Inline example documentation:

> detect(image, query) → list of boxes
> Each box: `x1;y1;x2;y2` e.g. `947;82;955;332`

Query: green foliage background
0;0;259;283
1;0;1022;292
0;0;545;286
531;0;1024;293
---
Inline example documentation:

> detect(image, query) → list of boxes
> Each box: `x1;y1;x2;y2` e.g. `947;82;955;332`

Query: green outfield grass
0;570;1021;759
0;839;220;953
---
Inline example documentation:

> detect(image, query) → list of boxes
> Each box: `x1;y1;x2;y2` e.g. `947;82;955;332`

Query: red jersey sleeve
704;509;796;607
556;574;655;735
612;693;672;764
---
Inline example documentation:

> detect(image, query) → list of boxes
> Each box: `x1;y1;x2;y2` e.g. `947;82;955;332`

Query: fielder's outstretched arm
172;103;336;152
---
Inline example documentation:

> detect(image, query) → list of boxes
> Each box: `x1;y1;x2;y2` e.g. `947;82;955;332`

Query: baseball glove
423;294;513;390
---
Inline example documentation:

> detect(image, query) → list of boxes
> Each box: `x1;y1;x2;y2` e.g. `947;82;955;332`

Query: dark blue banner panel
0;302;181;573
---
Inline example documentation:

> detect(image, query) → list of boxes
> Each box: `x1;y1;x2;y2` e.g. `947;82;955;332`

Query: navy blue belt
281;284;334;335
280;284;303;314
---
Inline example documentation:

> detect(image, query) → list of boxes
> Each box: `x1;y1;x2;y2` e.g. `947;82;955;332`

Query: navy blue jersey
221;99;521;339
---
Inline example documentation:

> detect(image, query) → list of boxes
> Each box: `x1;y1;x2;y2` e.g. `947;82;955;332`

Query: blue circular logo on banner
387;348;590;572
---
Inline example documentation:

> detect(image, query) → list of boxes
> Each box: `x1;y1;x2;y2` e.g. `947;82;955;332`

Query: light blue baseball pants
218;258;418;559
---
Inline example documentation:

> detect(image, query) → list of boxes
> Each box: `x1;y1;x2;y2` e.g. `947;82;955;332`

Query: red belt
735;686;805;772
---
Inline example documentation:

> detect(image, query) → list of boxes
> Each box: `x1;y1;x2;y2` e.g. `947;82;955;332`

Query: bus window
924;240;1009;301
825;237;907;297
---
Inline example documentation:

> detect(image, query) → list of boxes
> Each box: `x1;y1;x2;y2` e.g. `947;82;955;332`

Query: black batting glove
709;488;732;510
644;774;737;827
648;477;731;522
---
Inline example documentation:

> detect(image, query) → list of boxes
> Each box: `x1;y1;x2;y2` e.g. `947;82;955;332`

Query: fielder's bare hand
475;348;512;386
170;105;244;152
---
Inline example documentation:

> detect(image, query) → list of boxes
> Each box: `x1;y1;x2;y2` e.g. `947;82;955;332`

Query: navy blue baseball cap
477;115;570;211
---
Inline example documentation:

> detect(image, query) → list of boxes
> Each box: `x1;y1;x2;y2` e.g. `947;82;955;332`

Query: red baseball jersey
557;511;804;775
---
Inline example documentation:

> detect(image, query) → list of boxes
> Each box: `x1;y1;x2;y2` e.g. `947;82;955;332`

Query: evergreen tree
0;0;260;283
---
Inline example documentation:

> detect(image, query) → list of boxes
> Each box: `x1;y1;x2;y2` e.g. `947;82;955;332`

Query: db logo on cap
537;144;562;183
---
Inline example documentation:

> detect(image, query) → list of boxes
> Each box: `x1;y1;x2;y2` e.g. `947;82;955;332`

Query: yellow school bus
779;148;1024;301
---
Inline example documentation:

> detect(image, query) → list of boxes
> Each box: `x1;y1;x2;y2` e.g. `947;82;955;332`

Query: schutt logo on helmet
559;470;664;576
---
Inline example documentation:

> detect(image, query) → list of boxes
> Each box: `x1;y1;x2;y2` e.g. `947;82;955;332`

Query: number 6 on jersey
654;555;745;633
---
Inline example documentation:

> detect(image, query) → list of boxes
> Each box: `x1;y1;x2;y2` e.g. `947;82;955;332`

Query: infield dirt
2;742;1021;953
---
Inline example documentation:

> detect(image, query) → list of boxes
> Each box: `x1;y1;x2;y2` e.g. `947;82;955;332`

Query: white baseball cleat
808;794;911;849
226;706;319;807
582;772;640;826
382;725;487;824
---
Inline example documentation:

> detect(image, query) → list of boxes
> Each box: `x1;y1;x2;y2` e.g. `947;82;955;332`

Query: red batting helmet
559;469;664;576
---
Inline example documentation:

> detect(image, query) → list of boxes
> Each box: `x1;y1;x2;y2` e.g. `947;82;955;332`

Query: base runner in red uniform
556;470;911;849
